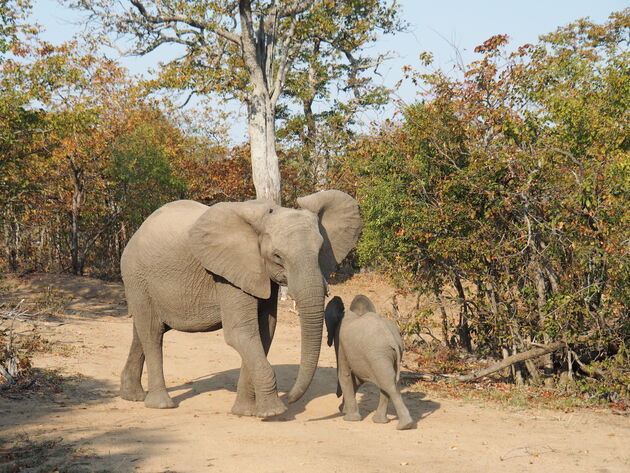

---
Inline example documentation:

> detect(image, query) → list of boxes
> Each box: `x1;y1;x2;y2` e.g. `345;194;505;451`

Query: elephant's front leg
232;308;278;416
217;281;286;418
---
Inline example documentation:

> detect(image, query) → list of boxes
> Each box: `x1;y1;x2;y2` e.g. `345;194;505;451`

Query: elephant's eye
272;252;283;263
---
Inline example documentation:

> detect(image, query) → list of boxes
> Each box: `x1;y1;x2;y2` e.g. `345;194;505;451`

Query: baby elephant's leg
372;358;413;429
388;384;413;430
372;389;390;423
338;348;361;421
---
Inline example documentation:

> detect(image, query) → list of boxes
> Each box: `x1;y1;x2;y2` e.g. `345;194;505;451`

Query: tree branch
270;15;301;104
278;0;314;18
239;0;263;84
569;349;606;379
451;342;565;382
129;0;241;45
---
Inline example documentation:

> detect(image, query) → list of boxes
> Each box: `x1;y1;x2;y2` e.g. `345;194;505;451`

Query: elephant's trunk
286;264;325;404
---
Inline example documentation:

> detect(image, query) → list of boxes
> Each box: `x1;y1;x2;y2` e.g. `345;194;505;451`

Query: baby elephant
325;295;413;430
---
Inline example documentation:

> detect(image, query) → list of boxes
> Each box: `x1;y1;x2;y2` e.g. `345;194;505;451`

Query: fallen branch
569;349;606;379
450;342;565;382
400;371;456;382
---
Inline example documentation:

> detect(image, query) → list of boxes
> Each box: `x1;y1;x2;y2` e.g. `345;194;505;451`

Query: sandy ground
1;273;629;473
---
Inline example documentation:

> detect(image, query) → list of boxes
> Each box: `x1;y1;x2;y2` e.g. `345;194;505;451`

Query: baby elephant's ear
349;294;376;316
324;296;345;347
297;190;362;278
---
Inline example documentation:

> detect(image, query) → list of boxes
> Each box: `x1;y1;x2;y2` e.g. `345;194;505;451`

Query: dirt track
1;274;629;472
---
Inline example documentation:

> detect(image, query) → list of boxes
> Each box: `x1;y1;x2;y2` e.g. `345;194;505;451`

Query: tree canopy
65;0;403;202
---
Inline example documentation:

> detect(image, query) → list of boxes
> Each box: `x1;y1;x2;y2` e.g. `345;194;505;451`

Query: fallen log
451;342;565;382
400;371;455;382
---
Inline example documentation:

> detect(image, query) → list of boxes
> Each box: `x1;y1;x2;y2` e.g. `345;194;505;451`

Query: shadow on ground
0;427;168;473
0;371;168;473
168;364;440;427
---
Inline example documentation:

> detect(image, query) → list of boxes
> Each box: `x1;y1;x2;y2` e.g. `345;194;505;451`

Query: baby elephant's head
348;294;377;316
325;294;379;346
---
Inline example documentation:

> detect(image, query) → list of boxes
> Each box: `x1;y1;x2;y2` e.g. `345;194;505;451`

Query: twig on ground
499;445;557;461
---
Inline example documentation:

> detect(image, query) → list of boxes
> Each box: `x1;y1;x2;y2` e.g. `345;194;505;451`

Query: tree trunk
247;91;282;204
304;96;328;189
453;275;472;352
433;289;450;347
70;200;80;275
303;40;328;190
69;156;85;275
533;257;554;385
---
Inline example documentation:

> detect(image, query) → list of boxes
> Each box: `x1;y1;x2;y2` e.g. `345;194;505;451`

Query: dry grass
406;379;629;413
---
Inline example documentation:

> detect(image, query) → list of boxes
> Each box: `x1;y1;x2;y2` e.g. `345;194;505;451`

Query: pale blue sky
30;0;628;142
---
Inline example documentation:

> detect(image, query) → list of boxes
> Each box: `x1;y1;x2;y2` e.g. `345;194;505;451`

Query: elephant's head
188;190;362;403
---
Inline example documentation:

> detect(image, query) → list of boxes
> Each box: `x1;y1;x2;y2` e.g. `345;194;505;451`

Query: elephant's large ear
325;296;345;347
189;200;272;299
297;190;362;278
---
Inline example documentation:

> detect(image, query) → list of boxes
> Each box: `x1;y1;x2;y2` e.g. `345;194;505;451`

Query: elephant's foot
231;397;256;417
372;413;389;424
396;416;413;430
256;396;287;418
144;389;176;409
120;385;147;402
343;412;361;422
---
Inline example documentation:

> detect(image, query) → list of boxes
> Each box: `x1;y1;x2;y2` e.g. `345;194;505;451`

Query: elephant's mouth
270;268;287;286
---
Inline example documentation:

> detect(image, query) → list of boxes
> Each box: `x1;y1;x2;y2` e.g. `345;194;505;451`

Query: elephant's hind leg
390;385;413;430
372;389;390;424
120;320;146;401
376;381;412;429
134;313;175;409
372;358;413;429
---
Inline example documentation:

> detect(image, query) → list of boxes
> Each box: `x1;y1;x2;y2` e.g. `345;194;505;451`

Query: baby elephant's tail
385;319;404;383
394;343;402;383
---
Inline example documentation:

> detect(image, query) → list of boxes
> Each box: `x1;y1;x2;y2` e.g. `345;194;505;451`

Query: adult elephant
119;190;362;418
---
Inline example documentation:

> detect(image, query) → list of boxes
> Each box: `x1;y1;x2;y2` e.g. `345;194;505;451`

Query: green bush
351;11;629;397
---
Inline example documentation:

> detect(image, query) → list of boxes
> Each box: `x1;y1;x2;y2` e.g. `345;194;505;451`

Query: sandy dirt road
1;274;629;472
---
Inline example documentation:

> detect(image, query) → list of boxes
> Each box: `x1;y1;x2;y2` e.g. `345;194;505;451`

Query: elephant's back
340;313;402;380
342;313;400;345
121;200;221;328
121;200;209;283
134;200;208;239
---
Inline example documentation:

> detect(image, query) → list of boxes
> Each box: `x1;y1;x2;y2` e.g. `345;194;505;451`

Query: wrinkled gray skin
119;190;362;418
325;295;413;430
